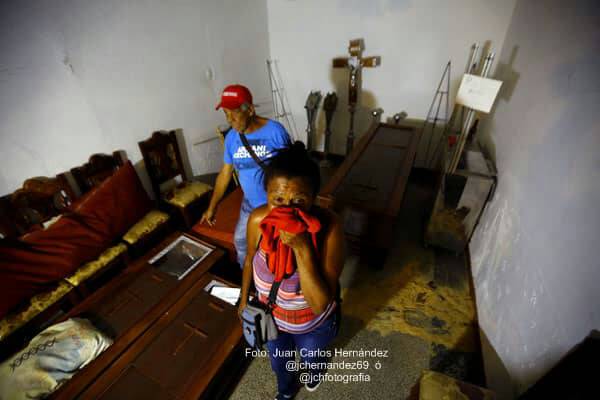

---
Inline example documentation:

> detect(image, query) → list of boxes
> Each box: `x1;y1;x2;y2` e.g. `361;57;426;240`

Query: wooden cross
333;38;381;154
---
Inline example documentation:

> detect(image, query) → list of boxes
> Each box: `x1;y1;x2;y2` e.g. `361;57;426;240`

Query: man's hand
279;230;311;252
200;208;216;226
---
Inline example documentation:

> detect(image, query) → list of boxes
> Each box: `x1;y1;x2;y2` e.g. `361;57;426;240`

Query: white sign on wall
455;74;503;113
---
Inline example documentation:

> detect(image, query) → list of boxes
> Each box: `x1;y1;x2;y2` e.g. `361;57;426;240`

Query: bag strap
266;279;282;309
239;132;266;170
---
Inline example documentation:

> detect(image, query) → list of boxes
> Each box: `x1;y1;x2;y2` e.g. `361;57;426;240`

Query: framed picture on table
149;234;214;280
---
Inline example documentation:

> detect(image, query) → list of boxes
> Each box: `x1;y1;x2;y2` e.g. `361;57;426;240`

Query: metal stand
347;103;357;155
427;43;483;170
447;52;495;173
267;59;299;141
422;61;451;168
321;92;338;167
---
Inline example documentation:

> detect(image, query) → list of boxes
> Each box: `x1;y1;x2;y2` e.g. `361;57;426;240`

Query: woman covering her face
238;142;345;400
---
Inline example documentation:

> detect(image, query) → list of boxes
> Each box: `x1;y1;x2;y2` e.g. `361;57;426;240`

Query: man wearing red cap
201;84;291;267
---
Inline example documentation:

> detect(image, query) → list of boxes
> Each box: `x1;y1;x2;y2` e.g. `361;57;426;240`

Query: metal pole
266;59;299;141
459;44;480;136
267;60;278;120
446;59;450;140
275;61;300;140
428;60;452;168
347;106;356;154
423;61;450;167
274;61;288;119
448;51;495;173
429;44;483;170
466;43;480;74
480;52;495;77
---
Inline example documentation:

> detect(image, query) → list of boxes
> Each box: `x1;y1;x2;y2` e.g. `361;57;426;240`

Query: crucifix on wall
333;38;381;154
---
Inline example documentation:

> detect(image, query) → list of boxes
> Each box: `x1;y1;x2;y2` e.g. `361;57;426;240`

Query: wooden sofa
70;151;172;258
0;174;73;238
0;156;172;359
0;174;86;357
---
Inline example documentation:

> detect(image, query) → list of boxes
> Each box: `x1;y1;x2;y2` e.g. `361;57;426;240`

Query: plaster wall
0;0;271;194
470;0;600;396
266;0;517;163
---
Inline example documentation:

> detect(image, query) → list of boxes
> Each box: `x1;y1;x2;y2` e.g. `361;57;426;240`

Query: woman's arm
280;212;345;314
238;208;264;316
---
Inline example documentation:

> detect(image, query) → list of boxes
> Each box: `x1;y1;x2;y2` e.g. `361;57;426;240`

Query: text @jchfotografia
299;372;372;384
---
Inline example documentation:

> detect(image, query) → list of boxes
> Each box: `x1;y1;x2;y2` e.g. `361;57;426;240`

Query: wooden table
51;232;242;399
318;123;420;266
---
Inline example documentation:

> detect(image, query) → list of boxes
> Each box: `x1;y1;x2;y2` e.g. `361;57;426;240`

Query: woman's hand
279;230;311;252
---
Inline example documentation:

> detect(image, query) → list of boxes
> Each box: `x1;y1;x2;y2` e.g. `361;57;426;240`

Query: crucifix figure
333;38;381;154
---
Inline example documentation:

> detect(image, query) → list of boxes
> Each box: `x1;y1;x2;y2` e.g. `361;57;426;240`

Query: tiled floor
229;170;484;399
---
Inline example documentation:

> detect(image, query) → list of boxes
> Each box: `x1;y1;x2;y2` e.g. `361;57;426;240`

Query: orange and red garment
259;207;321;283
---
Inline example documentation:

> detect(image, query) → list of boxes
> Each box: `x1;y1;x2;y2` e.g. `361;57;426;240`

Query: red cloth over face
259;207;322;282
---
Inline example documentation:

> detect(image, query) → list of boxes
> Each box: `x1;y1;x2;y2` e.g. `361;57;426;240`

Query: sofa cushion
0;281;72;342
122;210;170;245
0;214;111;319
164;181;212;208
64;243;127;287
72;161;153;239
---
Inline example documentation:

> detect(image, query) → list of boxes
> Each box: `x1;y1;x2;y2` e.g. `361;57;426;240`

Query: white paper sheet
455;74;502;113
210;287;240;305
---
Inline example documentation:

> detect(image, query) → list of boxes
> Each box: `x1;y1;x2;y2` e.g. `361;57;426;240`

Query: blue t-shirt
224;120;291;208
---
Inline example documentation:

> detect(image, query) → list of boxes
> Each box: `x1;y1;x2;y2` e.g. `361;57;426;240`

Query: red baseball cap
215;84;253;110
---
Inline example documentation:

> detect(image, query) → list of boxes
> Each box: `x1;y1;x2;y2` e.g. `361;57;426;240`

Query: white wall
0;0;517;192
266;0;516;159
0;0;271;195
470;0;600;397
